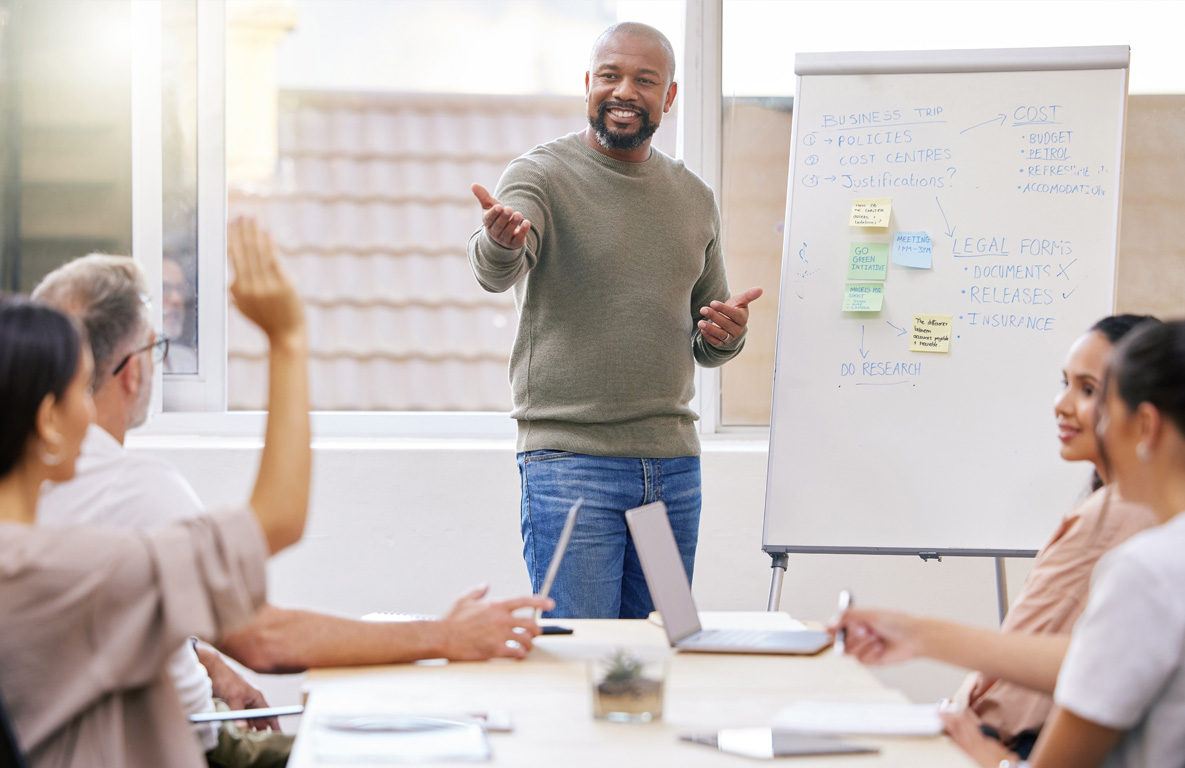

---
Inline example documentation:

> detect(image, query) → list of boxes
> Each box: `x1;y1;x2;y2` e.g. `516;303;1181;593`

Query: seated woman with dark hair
956;315;1160;755
830;315;1160;757
834;318;1185;767
0;218;310;768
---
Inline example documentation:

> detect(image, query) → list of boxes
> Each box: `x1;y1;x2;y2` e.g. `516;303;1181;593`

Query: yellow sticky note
849;198;892;228
910;314;953;353
842;283;884;312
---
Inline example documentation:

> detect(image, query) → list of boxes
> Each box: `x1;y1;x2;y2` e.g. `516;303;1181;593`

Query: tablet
537;498;583;608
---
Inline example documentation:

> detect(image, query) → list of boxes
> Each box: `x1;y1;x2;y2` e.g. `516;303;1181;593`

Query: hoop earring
1136;443;1151;462
40;436;64;467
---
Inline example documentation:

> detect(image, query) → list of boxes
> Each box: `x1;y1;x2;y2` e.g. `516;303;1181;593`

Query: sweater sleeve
690;202;745;367
467;156;549;293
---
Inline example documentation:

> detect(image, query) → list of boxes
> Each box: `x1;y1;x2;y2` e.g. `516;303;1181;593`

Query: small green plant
592;647;664;721
602;649;646;685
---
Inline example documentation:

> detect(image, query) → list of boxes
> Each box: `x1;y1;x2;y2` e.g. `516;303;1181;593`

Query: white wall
129;435;1039;706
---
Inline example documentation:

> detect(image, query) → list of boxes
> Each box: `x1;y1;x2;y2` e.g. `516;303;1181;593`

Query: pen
835;589;852;656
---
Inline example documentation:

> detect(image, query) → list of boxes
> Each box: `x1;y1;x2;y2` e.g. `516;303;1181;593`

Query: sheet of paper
849;198;892;227
847;243;889;280
892;231;932;268
842;283;884;312
311;692;496;762
314;717;491;762
773;701;943;736
910;314;953;352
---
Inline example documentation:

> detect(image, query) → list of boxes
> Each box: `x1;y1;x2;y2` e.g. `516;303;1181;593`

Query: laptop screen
625;502;702;643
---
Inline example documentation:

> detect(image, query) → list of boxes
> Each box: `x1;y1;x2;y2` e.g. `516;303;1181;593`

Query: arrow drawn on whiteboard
859;325;870;359
886;321;908;337
959;113;1007;134
935;197;956;238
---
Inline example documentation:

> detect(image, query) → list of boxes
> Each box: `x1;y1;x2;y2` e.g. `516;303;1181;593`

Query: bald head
590;22;676;84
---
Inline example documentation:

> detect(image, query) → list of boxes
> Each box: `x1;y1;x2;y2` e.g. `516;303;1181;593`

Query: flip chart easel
763;46;1130;620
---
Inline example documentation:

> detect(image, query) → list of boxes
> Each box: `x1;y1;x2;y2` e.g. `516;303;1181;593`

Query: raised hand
228;216;305;347
229;215;311;556
699;286;763;346
471;183;532;250
438;584;554;661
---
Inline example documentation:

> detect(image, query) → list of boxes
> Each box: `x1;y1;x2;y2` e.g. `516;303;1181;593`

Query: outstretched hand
438;584;554;661
228;216;305;347
472;183;531;250
699;286;763;346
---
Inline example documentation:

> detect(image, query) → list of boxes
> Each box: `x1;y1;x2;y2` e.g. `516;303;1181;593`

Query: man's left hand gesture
699;286;763;346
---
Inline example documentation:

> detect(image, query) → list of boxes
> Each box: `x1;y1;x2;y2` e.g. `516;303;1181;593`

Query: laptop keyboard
684;629;792;648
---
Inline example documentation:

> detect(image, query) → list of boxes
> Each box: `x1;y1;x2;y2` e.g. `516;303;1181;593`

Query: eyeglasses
112;335;169;376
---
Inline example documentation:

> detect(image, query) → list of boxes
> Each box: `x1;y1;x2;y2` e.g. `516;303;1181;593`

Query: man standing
34;221;550;767
467;22;762;619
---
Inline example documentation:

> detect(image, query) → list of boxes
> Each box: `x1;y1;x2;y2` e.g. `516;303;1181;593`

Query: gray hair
33;254;151;386
591;22;676;82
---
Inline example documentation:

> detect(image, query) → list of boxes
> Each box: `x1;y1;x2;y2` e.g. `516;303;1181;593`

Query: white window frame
134;0;751;439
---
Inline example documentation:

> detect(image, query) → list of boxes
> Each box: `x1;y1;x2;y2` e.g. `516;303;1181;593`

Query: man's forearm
917;617;1070;694
217;604;448;674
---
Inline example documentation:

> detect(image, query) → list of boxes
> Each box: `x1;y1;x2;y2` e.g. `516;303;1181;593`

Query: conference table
288;619;975;767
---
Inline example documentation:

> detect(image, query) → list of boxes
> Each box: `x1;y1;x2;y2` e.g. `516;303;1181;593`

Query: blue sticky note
892;231;932;269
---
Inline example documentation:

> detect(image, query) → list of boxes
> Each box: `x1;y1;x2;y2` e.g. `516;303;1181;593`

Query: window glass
0;0;132;294
225;0;682;411
162;0;199;374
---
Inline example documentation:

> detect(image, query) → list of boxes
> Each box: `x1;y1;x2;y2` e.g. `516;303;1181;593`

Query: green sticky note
842;283;884;312
848;243;889;280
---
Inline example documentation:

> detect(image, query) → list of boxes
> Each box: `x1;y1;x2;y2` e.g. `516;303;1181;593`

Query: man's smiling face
585;31;676;157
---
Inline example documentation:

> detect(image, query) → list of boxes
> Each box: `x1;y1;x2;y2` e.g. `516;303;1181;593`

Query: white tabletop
290;619;975;767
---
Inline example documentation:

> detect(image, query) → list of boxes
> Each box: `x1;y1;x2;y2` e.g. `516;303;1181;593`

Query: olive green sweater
467;133;743;458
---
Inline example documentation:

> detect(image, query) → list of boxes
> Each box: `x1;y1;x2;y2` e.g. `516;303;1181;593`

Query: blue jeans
517;451;701;619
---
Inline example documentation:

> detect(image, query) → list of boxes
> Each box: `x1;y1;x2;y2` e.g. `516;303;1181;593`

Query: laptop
625;502;833;655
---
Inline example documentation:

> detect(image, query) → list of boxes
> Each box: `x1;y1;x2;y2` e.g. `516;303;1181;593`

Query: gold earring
1136;443;1151;462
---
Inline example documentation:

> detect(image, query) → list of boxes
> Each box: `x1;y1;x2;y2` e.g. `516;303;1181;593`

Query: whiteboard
763;47;1129;555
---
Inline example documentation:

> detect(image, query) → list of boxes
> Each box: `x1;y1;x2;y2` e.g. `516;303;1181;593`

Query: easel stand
765;548;1036;626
